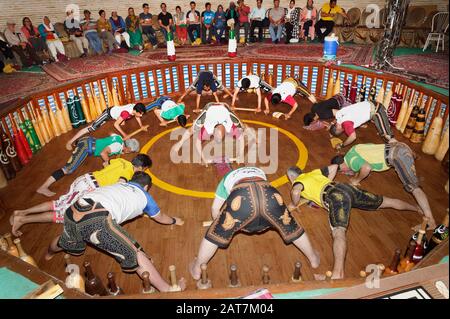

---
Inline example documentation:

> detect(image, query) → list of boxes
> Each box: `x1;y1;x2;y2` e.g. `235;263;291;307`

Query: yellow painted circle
141;120;308;198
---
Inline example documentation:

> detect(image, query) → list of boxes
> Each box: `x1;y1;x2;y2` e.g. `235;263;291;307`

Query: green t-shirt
162;104;185;121
344;144;390;172
93;135;124;157
215;167;267;200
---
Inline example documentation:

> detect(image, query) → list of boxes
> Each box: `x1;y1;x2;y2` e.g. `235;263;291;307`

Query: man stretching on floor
303;94;351;127
11;154;152;237
330;142;437;230
146;96;189;127
37;134;139;197
329;100;396;150
231;73;272;111
264;77;317;119
45;171;185;292
287;165;420;280
172;102;254;165
177;70;233;113
190;166;320;280
65;102;147;151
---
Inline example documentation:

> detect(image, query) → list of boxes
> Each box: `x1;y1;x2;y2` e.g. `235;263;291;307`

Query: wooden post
196;263;212;290
229;264;241;288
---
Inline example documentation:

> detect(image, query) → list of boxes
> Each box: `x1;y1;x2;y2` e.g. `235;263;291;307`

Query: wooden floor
0;93;448;296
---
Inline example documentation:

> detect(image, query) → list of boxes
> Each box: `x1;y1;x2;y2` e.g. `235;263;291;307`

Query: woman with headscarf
109;10;131;49
225;1;240;40
21;17;47;53
126;7;144;50
300;0;317;41
213;4;227;43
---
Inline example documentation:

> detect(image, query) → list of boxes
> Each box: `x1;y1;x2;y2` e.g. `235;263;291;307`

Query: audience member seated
64;9;89;57
237;0;251;44
21;17;47;54
249;0;266;43
97;10;119;53
316;0;348;42
186;1;201;44
158;3;174;43
126;7;144;50
213;5;227;43
38;16;67;62
285;0;301;43
225;2;240;38
4;20;42;67
0;32;16;64
268;0;285;44
80;10;103;55
300;0;317;41
174;5;188;46
110;11;131;49
140;3;158;48
201;2;215;44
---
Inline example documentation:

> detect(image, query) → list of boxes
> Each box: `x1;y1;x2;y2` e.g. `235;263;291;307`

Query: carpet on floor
392;53;449;89
141;43;374;65
0;72;60;105
42;52;156;82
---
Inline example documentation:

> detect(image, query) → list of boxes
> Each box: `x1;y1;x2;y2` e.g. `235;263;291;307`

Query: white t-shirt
109;104;135;120
202;104;234;135
273;81;297;100
161;99;177;112
215;167;267;200
335;101;372;129
238;75;261;90
84;182;160;224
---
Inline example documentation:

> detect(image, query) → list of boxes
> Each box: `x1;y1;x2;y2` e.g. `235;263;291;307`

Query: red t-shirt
120;111;132;121
341;121;355;136
266;93;297;107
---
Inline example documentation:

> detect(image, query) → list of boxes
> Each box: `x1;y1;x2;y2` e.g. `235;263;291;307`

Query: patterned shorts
58;198;143;272
324;183;383;229
52;174;98;223
63;137;94;174
205;180;305;248
88;108;112;133
387;143;419;193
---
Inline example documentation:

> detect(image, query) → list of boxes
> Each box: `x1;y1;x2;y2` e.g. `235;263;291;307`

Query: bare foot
178;277;187;291
10;210;24;226
331;271;344;280
349;179;361;187
264;110;270;115
255;108;261;113
11;215;24;237
193;109;202;113
65;142;73;151
36;187;56;197
411;221;436;232
159;121;168;127
189;258;201;280
314;273;326;281
311;250;321;269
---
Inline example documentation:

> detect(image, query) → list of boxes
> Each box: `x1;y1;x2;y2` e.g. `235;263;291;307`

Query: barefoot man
172;102;254;165
177;70;233;113
11;154;152;236
190;166;320;280
264;77;317;119
37;134;140;197
145;95;189;127
45;171;186;292
231;73;272;111
287;164;421;280
330;141;437;230
65;102;147;151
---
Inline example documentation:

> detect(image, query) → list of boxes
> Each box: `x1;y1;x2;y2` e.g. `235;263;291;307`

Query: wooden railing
0;59;448;182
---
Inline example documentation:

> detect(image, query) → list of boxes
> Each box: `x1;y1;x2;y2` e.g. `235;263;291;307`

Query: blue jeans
145;96;171;112
160;26;176;42
142;26;158;45
269;24;283;42
85;31;103;54
214;26;226;41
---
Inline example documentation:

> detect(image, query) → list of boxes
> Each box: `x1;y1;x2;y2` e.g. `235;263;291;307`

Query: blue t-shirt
202;10;215;25
128;182;160;217
215;12;226;28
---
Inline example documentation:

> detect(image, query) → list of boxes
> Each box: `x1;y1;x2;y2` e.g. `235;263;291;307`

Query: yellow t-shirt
293;169;331;207
92;158;134;187
321;3;343;21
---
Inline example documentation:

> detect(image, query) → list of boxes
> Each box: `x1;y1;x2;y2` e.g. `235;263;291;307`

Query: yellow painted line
141;120;308;198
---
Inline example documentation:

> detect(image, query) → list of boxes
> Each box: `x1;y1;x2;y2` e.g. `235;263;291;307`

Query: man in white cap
4;20;42;67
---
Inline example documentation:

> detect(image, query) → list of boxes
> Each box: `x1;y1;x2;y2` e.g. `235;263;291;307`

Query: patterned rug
42;53;156;82
239;43;374;65
142;43;374;65
392;53;449;89
0;72;60;105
